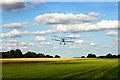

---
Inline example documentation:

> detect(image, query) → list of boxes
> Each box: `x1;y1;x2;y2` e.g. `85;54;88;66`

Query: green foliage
54;55;61;58
37;53;46;58
106;53;113;58
15;49;22;58
45;54;53;58
1;49;61;58
3;51;15;58
81;56;85;58
87;53;96;58
24;51;37;58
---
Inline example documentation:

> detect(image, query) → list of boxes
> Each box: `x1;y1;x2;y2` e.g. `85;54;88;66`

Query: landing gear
64;43;66;45
60;43;61;44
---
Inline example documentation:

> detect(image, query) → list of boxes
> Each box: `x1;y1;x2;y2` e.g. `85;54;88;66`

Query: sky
0;2;118;57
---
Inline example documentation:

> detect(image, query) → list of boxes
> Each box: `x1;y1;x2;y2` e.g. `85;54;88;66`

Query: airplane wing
63;37;76;39
52;35;62;38
64;41;74;43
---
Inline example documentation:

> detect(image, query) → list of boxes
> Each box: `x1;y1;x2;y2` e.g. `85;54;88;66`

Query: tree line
81;53;120;58
0;49;119;58
1;49;61;58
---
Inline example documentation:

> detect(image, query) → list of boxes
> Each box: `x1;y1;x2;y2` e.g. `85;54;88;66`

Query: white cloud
0;1;27;12
29;43;34;46
35;13;98;24
89;12;100;16
74;40;90;44
35;36;47;41
7;40;19;43
19;42;26;46
1;40;19;43
52;20;118;33
31;30;56;35
66;35;80;38
30;1;45;7
1;40;30;50
89;42;96;46
69;45;82;48
2;22;28;28
106;31;118;36
12;43;17;46
53;47;59;49
19;46;28;49
1;29;29;38
40;42;51;45
7;47;12;49
0;0;45;12
74;40;84;44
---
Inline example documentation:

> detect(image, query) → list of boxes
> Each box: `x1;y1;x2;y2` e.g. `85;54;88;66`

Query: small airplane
52;35;75;45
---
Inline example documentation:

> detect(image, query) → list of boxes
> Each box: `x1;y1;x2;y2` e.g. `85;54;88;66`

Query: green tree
45;54;53;58
54;55;61;58
37;53;45;58
15;49;22;58
106;53;112;58
87;53;96;58
4;51;15;58
24;51;37;58
81;56;85;58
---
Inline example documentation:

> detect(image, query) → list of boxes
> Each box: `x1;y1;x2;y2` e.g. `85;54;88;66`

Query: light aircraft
52;35;76;45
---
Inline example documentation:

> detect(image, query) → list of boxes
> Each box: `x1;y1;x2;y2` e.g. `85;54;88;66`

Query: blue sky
1;2;118;57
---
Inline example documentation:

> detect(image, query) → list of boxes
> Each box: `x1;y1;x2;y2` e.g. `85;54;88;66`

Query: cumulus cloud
74;40;96;46
29;43;34;46
69;45;82;48
89;12;100;16
35;36;47;41
106;31;118;36
52;20;118;33
30;1;45;7
19;42;27;46
1;29;29;38
0;1;27;12
1;29;57;38
74;40;90;44
74;40;84;44
31;30;56;35
1;40;19;43
1;40;31;50
66;35;80;38
0;0;45;12
19;46;28;49
35;13;98;24
40;42;51;45
2;22;28;28
7;40;19;43
53;47;59;49
89;42;96;46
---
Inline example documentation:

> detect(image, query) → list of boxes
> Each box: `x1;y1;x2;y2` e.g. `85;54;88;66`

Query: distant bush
87;53;96;58
54;55;61;58
81;56;85;58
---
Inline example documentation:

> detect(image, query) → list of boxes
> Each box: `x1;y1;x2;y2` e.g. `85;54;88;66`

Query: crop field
2;58;119;80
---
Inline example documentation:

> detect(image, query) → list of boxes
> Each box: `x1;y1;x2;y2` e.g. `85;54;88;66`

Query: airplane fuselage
61;38;65;42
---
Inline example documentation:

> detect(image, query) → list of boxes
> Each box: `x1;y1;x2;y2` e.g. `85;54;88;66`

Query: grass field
2;58;119;80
